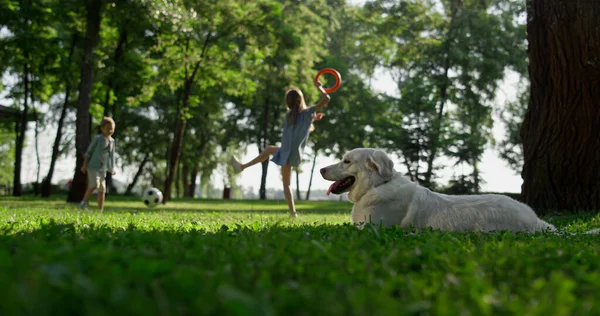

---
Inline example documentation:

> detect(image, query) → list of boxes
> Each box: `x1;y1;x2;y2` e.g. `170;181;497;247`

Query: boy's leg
281;163;296;217
97;191;105;211
96;173;107;211
232;146;279;172
80;171;96;209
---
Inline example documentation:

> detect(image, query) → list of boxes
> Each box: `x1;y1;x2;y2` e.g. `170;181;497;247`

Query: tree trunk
295;168;301;200
164;96;187;203
472;160;480;193
102;29;127;197
305;153;317;200
125;153;149;195
13;62;29;197
175;159;182;198
189;167;199;198
163;34;210;203
183;163;192;197
259;147;269;200
67;0;103;203
423;1;461;188
33;106;41;195
520;0;600;213
42;34;78;198
259;93;270;200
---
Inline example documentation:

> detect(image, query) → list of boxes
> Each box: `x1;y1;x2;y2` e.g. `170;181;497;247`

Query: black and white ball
142;188;163;207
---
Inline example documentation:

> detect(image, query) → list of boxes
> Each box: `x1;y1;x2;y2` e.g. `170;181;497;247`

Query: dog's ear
366;150;394;180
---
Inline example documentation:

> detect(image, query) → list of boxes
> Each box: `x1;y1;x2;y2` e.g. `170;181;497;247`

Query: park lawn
1;196;600;315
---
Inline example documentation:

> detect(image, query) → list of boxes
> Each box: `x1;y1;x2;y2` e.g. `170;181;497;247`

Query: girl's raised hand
314;113;325;121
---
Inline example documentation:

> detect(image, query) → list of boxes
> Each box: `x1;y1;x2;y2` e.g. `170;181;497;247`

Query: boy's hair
285;88;306;125
98;116;115;133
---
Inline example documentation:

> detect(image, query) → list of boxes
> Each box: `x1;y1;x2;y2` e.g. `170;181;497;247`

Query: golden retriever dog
320;148;557;232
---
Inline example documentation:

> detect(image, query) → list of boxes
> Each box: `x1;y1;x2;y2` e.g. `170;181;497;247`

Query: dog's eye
343;159;351;164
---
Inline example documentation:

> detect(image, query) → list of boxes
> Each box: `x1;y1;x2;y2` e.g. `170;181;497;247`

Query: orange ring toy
314;68;342;93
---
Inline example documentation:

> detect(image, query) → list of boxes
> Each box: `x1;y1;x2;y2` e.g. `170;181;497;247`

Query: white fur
321;148;557;233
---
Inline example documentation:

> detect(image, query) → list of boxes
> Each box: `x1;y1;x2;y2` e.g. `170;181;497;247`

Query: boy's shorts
87;169;106;192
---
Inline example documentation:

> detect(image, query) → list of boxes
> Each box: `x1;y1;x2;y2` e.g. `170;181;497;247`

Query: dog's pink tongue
326;181;340;196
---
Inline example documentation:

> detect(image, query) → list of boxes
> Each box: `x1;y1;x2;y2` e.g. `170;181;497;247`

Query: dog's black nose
320;167;327;176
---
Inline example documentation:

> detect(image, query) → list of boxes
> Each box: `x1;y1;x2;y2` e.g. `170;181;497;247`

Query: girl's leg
281;163;297;217
232;146;279;172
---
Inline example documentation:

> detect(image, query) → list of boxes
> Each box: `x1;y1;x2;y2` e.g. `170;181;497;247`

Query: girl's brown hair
285;88;306;125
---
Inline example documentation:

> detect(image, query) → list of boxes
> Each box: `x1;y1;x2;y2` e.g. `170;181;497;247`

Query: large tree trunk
305;153;317;200
13;62;30;197
67;0;103;203
521;0;600;213
125;153;149;195
42;34;78;198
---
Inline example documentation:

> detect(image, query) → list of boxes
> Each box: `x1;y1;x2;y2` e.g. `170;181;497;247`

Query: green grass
1;195;600;315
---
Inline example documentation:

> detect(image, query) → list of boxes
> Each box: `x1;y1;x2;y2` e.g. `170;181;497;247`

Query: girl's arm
313;81;331;112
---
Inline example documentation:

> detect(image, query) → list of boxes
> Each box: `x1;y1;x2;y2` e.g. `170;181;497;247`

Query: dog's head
320;148;394;202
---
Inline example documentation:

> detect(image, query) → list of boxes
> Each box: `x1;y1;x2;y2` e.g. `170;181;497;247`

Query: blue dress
271;105;316;167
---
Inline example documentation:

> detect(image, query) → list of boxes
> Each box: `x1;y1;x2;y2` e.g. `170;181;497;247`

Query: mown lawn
1;195;600;315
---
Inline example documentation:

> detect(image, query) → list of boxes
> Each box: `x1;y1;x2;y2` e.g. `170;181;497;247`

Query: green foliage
0;122;15;184
2;197;600;314
360;0;527;190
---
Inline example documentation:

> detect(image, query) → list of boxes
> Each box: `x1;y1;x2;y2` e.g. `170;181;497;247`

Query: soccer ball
142;188;163;207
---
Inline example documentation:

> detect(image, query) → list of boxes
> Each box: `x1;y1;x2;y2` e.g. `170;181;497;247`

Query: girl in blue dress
231;81;331;217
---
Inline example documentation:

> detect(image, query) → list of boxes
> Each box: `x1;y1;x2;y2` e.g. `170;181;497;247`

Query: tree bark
67;0;103;203
13;62;29;197
189;167;199;198
125;153;149;195
42;34;78;198
305;153;317;200
521;0;600;213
